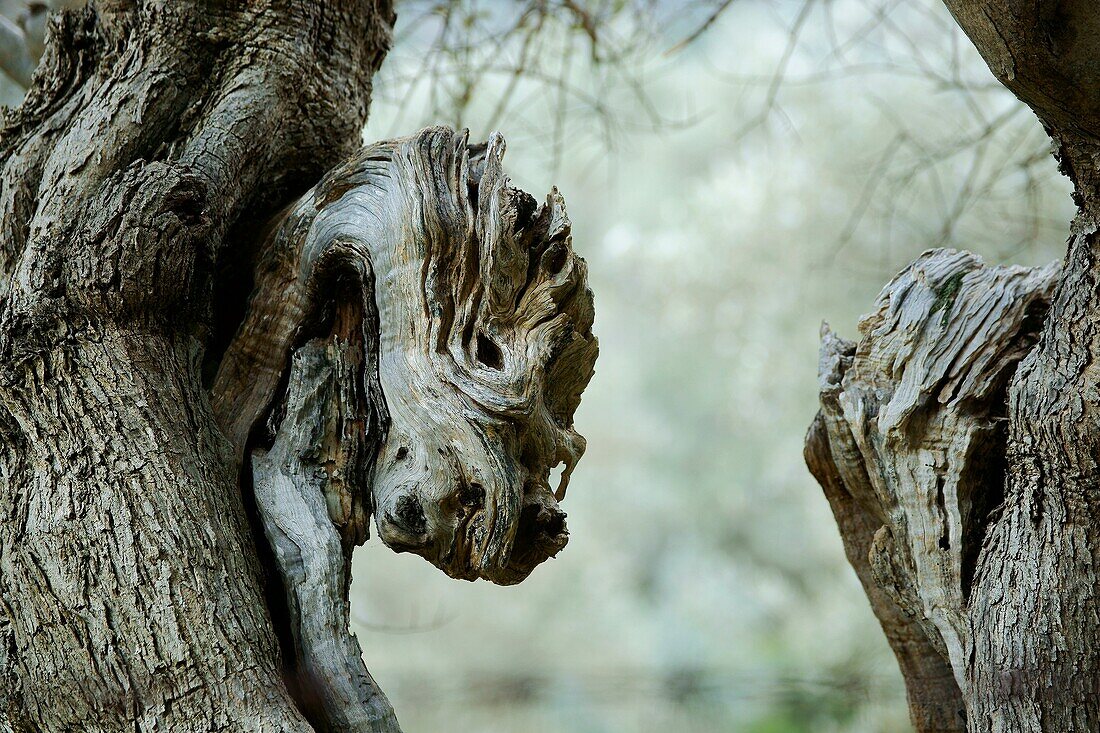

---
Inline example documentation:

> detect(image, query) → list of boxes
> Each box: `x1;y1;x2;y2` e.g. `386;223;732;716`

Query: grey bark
808;3;1100;731
0;0;394;728
0;1;598;731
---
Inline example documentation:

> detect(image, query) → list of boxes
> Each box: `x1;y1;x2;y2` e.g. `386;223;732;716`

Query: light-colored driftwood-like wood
211;126;597;731
806;408;966;733
0;0;599;730
808;3;1100;730
807;249;1058;731
252;339;399;733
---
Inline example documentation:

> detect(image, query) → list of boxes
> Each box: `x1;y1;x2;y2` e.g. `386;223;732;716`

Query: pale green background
353;2;1071;732
0;1;1070;731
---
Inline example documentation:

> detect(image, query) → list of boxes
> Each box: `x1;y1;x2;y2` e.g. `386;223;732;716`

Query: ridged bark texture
0;4;600;731
807;3;1100;730
807;250;1057;731
0;1;395;730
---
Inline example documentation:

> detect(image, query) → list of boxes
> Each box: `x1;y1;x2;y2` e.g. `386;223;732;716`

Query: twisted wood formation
0;1;397;729
210;127;597;730
0;1;598;725
0;2;593;732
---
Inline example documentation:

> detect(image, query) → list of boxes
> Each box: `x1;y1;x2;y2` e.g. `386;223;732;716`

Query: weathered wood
807;406;967;733
207;128;596;729
0;0;599;726
807;248;1058;731
214;127;598;589
911;3;1100;730
253;338;399;733
811;3;1100;729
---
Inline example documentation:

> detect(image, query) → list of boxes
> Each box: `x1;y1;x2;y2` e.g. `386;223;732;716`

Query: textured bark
939;8;1100;731
0;1;398;730
809;4;1100;731
0;3;599;730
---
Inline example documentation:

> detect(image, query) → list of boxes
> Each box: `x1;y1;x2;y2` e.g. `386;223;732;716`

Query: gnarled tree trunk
0;3;597;732
807;3;1100;731
0;1;393;729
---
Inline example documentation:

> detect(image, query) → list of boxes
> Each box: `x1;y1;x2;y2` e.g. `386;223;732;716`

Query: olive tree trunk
0;1;393;729
807;2;1100;732
0;2;597;732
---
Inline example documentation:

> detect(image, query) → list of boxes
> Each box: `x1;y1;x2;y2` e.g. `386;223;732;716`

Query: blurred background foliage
0;1;1075;730
356;1;1071;731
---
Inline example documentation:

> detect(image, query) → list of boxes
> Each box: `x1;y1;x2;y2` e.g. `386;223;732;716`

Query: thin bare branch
0;13;35;88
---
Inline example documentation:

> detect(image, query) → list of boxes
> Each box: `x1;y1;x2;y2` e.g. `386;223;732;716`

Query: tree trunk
0;3;597;731
807;3;1100;731
0;1;392;729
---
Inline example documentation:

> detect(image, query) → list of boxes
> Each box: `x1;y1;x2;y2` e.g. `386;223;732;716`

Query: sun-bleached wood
806;249;1059;730
806;408;967;733
808;2;1100;729
210;126;597;729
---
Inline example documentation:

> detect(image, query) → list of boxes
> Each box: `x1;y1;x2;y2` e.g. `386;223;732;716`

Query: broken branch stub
806;248;1057;727
214;125;597;585
368;130;597;584
212;126;596;731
